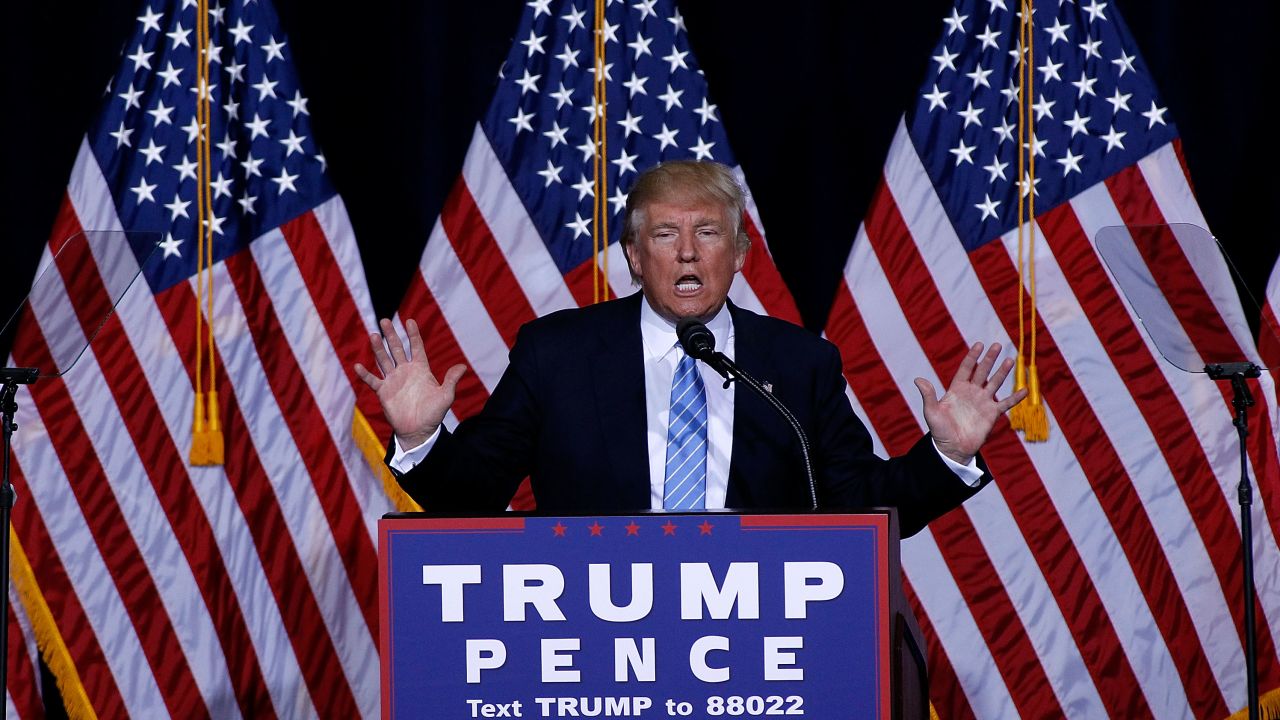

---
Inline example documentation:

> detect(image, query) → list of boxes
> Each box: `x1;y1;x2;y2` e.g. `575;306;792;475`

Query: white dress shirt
639;297;736;509
390;295;984;500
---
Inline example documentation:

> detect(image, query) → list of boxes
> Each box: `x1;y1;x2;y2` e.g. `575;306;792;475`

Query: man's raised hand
913;342;1028;466
353;318;466;450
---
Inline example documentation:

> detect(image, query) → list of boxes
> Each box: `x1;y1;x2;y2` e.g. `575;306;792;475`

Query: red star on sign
698;520;714;535
661;521;677;536
625;522;640;536
552;522;567;537
589;521;604;537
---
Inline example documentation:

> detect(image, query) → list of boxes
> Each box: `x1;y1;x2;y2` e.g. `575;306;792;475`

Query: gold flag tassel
1009;0;1048;442
190;0;224;465
1020;252;1049;441
1008;358;1027;430
200;388;225;465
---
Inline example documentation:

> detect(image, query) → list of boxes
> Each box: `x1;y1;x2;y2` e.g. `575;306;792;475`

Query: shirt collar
639;295;734;362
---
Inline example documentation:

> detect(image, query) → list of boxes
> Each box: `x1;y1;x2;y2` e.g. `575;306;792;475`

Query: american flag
5;581;42;718
824;0;1280;716
1263;263;1280;369
397;0;800;469
5;0;391;717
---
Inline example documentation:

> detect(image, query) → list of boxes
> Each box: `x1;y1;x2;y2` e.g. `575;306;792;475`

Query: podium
379;510;928;719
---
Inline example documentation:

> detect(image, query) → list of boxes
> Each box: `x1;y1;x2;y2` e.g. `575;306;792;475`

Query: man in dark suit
355;160;1024;537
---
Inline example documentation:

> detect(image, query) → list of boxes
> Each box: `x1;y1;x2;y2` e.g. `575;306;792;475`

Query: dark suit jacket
394;292;987;536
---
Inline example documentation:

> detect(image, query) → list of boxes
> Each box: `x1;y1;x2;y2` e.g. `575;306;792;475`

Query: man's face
624;196;746;324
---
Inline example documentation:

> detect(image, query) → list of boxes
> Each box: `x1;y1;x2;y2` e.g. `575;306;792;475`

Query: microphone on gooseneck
675;317;819;510
676;317;717;362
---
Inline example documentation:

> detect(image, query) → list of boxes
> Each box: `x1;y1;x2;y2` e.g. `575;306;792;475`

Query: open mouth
674;275;703;294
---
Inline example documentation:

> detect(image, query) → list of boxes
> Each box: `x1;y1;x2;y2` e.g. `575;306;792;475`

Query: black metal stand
1;367;38;720
1205;361;1261;720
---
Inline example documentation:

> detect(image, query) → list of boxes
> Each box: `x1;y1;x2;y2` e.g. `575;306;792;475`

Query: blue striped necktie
664;350;708;510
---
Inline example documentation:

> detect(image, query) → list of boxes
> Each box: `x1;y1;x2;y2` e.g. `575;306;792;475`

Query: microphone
675;316;819;510
676;317;716;361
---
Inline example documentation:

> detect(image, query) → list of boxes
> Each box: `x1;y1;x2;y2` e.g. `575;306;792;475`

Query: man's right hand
353;318;466;450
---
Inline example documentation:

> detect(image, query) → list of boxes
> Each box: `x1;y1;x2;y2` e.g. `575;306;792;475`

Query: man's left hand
913;342;1029;466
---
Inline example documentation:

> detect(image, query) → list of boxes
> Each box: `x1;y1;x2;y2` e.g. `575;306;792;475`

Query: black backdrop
3;0;1278;351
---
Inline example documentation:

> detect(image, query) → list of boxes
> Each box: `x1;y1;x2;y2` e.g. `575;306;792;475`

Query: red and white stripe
5;581;43;720
7;139;389;718
825;119;1280;718
398;124;801;477
1263;263;1280;371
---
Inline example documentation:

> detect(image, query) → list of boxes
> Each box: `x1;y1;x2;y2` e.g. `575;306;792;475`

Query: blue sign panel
380;514;889;719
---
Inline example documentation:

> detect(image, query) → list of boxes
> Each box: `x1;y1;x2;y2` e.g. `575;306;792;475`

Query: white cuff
388;427;442;474
932;439;984;488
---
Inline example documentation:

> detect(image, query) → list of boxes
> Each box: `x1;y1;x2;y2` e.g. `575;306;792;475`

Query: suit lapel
588;294;651;508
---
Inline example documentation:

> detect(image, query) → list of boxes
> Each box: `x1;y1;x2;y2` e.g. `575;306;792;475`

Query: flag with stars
823;0;1280;717
397;0;800;485
5;0;392;717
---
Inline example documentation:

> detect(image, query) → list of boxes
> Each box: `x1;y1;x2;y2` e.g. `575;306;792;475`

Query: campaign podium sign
379;511;926;719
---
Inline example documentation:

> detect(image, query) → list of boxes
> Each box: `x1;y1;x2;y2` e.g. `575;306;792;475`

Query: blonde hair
621;160;751;260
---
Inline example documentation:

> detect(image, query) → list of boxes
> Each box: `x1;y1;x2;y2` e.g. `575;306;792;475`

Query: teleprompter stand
1097;223;1279;720
0;231;158;720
